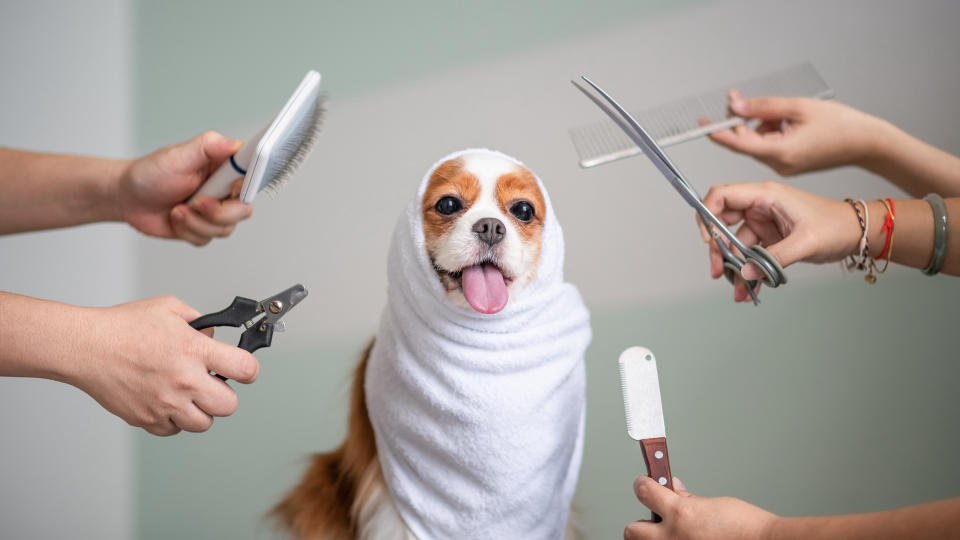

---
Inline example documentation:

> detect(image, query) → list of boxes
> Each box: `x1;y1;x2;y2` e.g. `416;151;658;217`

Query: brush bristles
618;361;635;436
260;92;327;197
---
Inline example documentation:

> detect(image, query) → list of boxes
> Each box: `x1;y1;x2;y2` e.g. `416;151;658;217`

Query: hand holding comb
619;346;674;522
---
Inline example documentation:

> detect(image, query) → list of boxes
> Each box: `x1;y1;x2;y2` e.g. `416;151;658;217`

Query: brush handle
640;437;673;522
187;125;266;203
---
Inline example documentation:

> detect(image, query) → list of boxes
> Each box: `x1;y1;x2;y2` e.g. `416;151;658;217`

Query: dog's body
274;150;590;539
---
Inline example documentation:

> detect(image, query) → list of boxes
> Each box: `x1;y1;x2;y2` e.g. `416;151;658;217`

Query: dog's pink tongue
461;263;509;314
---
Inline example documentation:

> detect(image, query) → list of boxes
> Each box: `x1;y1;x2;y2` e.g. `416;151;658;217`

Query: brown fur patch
271;340;379;539
496;168;545;278
421;158;480;259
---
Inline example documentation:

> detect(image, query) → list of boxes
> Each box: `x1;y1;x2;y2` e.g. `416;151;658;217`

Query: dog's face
422;153;546;314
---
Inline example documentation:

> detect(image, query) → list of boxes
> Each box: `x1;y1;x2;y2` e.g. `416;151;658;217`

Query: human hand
69;296;260;436
698;182;861;302
702;89;887;176
117;131;253;246
624;476;778;540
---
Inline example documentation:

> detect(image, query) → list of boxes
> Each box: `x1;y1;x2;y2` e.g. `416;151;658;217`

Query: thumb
633;476;678;516
730;91;802;121
189;131;243;164
742;238;805;280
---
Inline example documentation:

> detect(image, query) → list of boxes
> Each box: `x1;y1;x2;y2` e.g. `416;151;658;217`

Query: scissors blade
259;283;309;325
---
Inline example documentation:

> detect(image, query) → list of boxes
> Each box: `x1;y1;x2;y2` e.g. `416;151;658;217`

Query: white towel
365;149;592;540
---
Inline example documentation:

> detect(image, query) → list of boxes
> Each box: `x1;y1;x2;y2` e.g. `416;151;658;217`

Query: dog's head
421;152;546;314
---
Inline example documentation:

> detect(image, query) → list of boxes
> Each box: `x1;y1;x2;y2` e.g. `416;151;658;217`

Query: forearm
861;122;960;198
768;497;960;540
0;148;129;234
861;198;959;275
0;291;86;383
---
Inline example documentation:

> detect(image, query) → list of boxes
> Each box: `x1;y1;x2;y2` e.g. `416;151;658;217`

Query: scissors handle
189;296;270;381
189;296;259;330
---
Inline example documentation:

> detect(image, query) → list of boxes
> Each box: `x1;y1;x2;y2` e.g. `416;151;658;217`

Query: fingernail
230;139;244;152
171;206;185;220
729;90;746;115
742;262;760;281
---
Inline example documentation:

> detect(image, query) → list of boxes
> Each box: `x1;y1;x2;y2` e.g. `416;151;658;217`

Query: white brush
619;346;674;522
189;70;325;205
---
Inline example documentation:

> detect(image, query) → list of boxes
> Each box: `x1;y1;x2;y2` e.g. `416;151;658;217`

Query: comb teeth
619;359;636;436
260;93;326;196
570;62;834;168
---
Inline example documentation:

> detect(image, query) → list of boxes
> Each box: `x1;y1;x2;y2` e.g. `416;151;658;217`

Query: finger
702;183;774;216
229;177;244;198
204;340;260;384
624;521;659;540
172;204;234;241
189;195;253;226
170;403;215;433
145;418;181;437
709;238;724;279
742;235;804;280
193;378;239;417
718;209;744;226
170;206;212;246
194;131;243;165
733;95;804;121
734;223;760;258
733;276;749;303
633;476;679;516
673;477;690;495
755;119;785;135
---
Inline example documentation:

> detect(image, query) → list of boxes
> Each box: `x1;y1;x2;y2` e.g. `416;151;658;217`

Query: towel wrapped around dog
365;149;592;540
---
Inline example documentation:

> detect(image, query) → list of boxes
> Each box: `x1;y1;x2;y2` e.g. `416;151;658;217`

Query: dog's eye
435;196;463;216
510;201;535;222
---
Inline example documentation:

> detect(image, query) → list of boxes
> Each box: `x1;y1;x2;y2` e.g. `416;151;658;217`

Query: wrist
762;516;786;540
857;117;904;172
839;199;867;260
98;158;133;223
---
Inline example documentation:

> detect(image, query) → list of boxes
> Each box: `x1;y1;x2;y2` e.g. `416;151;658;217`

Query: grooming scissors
572;76;786;304
190;283;308;379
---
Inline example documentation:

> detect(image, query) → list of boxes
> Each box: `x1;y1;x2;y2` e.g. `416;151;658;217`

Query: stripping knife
619;346;674;521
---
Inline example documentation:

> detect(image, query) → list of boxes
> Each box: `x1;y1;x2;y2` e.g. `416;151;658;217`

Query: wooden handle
640;437;673;522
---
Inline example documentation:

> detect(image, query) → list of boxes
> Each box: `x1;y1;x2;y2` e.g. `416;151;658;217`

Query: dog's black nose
472;217;505;246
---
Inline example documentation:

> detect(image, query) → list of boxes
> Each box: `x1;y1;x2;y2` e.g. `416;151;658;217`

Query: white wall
0;1;135;538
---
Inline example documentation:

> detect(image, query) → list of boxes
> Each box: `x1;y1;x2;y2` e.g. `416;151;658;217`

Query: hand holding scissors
572;76;787;305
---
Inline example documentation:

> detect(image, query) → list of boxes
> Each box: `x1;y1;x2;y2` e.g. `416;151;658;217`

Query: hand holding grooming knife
619;346;673;522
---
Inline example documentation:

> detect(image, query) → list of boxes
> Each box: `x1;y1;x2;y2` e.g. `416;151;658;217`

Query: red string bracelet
874;198;895;260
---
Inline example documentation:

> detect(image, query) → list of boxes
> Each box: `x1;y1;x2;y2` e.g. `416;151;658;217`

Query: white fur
356;481;417;540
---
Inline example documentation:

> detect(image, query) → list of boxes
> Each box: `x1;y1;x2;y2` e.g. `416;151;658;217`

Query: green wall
134;0;702;150
137;275;960;539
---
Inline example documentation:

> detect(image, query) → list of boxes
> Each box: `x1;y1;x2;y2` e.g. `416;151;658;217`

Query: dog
273;149;591;539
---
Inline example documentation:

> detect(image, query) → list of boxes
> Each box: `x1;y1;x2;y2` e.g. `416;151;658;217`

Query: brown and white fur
272;152;571;539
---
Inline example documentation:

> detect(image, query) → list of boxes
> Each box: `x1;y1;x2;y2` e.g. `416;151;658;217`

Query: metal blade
618;346;665;441
260;283;309;325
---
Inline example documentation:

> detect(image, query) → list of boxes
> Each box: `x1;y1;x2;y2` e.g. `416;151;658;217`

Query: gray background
1;1;958;538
